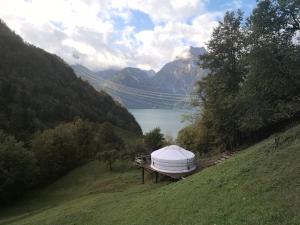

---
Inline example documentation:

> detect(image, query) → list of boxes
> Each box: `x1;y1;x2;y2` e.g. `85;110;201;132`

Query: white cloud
121;0;205;24
0;0;221;71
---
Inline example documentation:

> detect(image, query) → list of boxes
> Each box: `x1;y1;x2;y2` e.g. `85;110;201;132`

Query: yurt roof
151;145;194;160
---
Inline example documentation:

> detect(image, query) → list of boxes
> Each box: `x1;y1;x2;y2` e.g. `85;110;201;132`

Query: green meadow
1;125;299;225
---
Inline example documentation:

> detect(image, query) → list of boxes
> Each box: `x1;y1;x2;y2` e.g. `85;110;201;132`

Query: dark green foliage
95;122;124;171
96;122;125;149
31;119;99;183
0;20;141;141
198;10;246;150
177;121;209;154
0;118;132;202
238;0;300;133
0;18;142;202
124;139;148;160
0;131;39;203
193;0;300;152
144;128;165;151
31;119;127;183
96;149;119;171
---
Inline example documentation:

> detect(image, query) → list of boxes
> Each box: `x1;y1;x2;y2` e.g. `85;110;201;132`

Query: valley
72;47;207;109
0;1;299;225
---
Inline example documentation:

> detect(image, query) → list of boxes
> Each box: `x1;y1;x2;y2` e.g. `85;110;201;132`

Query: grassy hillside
1;125;299;225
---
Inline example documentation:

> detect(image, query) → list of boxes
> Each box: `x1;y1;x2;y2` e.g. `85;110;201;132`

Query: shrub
31;118;96;183
144;128;165;151
0;131;39;203
177;121;209;154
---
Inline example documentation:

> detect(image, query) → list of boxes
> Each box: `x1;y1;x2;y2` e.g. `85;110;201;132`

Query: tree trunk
109;161;112;171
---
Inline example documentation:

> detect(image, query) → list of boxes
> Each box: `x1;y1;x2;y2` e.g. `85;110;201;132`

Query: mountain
95;68;120;80
72;64;120;82
71;64;98;85
105;67;157;108
0;20;142;140
72;46;207;109
111;67;152;89
151;47;207;95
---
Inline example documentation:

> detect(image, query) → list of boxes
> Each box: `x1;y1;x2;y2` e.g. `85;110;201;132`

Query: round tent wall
150;145;196;173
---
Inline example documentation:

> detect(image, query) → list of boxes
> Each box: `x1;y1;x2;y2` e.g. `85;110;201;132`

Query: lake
129;109;192;138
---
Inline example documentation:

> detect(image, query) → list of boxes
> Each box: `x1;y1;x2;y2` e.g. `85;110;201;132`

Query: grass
0;125;300;225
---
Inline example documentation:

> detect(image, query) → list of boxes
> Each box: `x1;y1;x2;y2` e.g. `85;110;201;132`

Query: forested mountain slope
0;20;141;139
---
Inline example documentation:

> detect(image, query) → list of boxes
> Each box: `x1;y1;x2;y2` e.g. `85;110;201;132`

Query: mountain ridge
72;47;207;109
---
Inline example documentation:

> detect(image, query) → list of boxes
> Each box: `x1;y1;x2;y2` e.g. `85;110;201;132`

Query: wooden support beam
142;167;144;184
155;172;158;183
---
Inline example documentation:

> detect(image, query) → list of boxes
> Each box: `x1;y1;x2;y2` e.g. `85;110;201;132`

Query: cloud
0;0;228;71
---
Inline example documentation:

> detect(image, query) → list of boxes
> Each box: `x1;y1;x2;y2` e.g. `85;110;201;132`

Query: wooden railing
134;154;151;166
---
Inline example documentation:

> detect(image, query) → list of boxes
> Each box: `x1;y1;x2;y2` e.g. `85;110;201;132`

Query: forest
178;0;300;153
0;19;141;141
0;20;143;203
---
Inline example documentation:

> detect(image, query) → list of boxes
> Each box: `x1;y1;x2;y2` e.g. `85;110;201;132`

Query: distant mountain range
72;47;208;109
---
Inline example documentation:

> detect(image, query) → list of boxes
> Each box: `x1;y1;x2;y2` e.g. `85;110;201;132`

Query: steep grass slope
1;125;299;225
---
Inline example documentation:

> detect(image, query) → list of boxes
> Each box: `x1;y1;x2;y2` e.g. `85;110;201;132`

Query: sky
0;0;256;71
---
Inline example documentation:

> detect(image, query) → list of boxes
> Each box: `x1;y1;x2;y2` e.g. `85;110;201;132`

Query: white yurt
150;145;196;173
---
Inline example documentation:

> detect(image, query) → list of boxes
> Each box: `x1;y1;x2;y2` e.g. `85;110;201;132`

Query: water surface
129;109;191;138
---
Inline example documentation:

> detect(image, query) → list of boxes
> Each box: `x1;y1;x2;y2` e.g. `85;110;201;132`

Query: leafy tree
31;119;97;183
96;148;119;171
144;128;165;151
177;121;209;154
0;131;39;203
238;0;300;134
95;122;124;170
198;10;246;150
123;139;147;161
193;1;300;152
96;122;124;147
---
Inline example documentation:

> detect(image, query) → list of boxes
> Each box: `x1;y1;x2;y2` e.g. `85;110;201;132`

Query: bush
124;139;147;160
95;122;124;170
31;118;97;183
144;128;165;151
177;121;209;154
0;131;39;203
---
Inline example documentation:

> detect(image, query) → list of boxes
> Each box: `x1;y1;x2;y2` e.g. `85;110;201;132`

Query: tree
96;148;119;171
31;118;96;183
95;122;124;171
124;139;147;161
0;131;39;203
238;0;300;134
144;128;165;151
177;121;209;154
193;1;300;152
198;10;246;150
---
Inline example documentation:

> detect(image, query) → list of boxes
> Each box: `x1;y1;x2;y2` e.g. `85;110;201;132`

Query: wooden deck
142;162;197;179
134;155;199;183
